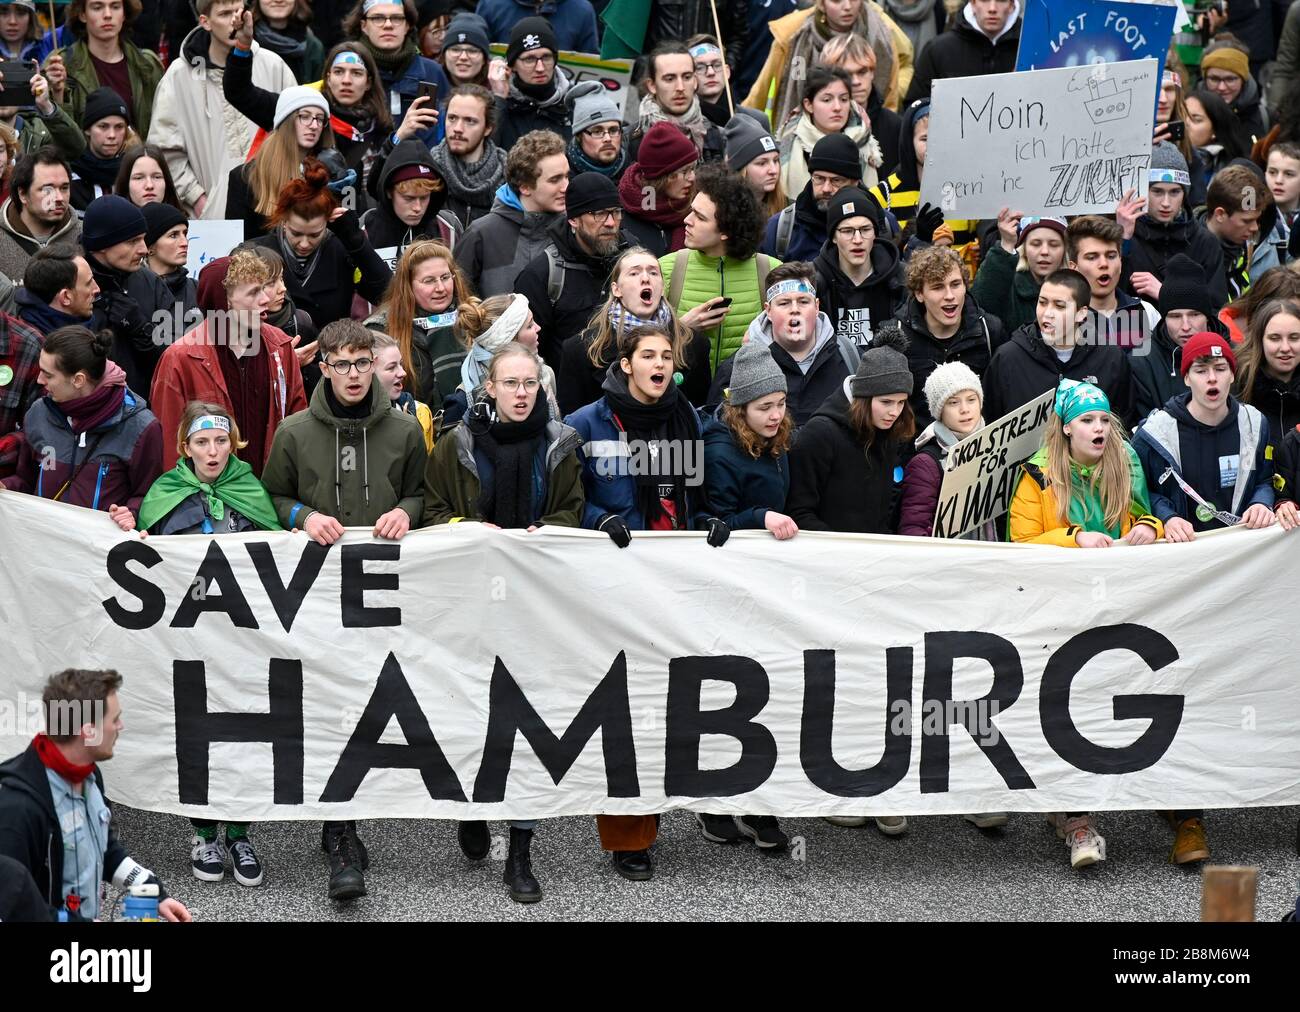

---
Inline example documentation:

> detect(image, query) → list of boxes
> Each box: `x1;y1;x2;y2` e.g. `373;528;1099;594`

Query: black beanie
507;17;557;65
565;172;620;218
826;186;883;233
443;14;490;59
81;194;147;252
82;86;130;130
808;133;862;182
141;201;187;248
1158;254;1215;319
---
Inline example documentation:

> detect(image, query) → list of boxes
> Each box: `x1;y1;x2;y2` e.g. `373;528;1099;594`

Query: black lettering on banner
800;648;912;796
174;657;304;804
472;652;639;802
247;540;330;632
320;652;466;802
341;543;401;627
918;631;1034;793
170;542;258;628
102;540;165;629
1040;624;1183;773
664;656;777;796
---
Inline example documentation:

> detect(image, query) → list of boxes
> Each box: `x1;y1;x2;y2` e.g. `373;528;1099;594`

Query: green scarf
358;35;418;78
1030;444;1153;538
138;457;282;534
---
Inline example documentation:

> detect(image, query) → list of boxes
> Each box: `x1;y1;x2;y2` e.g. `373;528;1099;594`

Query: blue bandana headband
765;279;816;303
187;415;232;439
689;43;721;59
362;0;396;12
332;51;365;68
1054;379;1111;424
1150;168;1190;186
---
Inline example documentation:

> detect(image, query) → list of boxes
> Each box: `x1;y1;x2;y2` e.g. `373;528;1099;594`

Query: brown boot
1170;817;1210;864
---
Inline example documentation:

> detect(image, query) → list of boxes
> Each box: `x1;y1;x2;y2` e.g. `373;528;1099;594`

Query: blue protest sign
1016;0;1177;113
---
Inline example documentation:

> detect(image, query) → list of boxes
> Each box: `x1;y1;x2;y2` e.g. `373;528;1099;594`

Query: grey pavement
112;805;1300;921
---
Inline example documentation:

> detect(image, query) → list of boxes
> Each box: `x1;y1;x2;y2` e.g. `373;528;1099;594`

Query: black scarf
514;74;557;102
73;149;123;191
265;297;300;336
253;20;308;61
467;394;549;529
323;380;372;420
600;363;698;527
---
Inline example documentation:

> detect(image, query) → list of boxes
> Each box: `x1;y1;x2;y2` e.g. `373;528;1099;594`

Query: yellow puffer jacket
743;4;914;118
1009;450;1164;547
661;248;779;375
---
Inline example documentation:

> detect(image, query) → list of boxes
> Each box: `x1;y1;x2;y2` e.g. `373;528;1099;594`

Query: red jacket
149;319;307;474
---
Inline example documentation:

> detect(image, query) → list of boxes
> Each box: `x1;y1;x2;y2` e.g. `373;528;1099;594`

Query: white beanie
924;362;983;422
273;87;331;130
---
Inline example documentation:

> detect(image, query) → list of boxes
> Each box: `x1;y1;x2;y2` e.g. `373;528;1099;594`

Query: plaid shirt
0;311;44;477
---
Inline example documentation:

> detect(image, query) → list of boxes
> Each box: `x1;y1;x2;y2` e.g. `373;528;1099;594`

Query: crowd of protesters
1;0;1300;920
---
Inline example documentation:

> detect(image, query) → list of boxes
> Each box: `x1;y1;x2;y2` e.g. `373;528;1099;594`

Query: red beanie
197;256;231;313
636;122;699;181
1180;331;1236;376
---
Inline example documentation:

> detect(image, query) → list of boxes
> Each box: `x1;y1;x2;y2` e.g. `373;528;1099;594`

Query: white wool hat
273;87;331;130
924;361;983;422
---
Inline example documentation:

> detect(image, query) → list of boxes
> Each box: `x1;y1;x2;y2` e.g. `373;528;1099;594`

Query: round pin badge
0;364;12;386
1195;502;1216;523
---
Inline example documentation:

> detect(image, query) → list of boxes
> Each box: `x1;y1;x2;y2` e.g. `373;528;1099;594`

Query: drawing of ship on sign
1083;76;1131;125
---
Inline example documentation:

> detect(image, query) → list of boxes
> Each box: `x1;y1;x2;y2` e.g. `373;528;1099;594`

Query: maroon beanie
197;256;231;313
636;123;698;181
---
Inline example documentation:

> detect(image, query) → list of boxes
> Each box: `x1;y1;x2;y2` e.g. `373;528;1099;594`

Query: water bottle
120;883;159;921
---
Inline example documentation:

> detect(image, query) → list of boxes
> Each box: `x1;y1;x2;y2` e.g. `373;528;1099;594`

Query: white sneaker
874;816;909;836
964;812;1009;829
822;816;869;827
190;835;227;882
1063;816;1106;868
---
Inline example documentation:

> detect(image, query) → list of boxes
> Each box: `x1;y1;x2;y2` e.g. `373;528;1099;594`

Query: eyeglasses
517;53;555;68
326;357;374;375
835;225;874;239
446;45;480;59
296;111;327;127
584;125;622;140
583;208;623;223
420;273;455;286
695;60;724;76
494;378;540;392
1203;72;1240;87
363;13;407;25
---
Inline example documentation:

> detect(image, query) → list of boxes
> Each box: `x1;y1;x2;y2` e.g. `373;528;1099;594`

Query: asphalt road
111;804;1300;921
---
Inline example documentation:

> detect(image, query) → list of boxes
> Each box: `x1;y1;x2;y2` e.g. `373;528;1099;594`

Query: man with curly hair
661;163;779;373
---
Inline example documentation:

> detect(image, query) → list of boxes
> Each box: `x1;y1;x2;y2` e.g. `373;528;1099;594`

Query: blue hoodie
477;0;599;53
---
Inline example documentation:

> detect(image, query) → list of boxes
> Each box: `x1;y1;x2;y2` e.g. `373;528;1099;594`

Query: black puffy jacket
644;0;750;72
904;14;1020;105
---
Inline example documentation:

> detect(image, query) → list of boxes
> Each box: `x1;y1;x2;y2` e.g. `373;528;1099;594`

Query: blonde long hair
584;247;694;370
249;115;335;217
1043;414;1134;531
1236;298;1300;402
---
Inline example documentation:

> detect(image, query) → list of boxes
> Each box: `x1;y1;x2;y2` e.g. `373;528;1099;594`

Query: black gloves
703;517;730;548
914;203;945;243
597;513;632;548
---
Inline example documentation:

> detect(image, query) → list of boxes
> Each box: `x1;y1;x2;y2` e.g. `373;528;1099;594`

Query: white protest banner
186;219;245;280
921;59;1156;221
932;390;1056;539
489;46;636;120
2;493;1297;822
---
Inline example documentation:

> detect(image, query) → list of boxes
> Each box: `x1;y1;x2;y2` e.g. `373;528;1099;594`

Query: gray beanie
568;81;623;136
725;109;777;171
726;338;787;406
1150;141;1191;193
849;323;912;398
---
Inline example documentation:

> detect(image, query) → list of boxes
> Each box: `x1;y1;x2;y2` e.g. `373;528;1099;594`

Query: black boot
458;820;490;860
320;821;369;869
324;824;367;902
503;826;542;903
612;849;654;881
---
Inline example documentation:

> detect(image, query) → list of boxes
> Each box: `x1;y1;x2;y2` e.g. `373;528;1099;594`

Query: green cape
138;456;282;533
